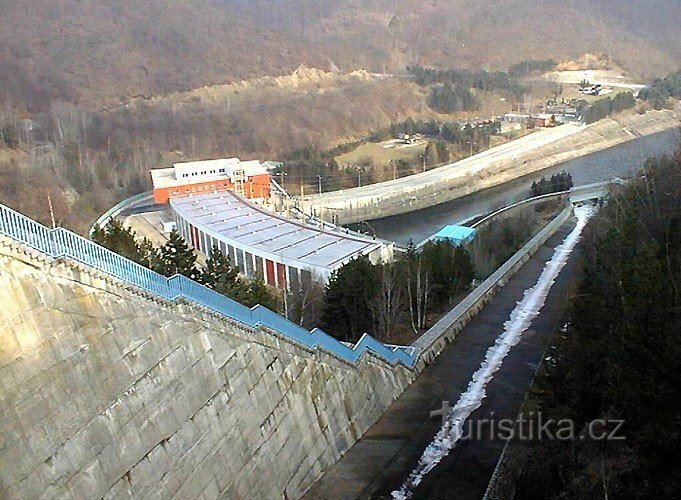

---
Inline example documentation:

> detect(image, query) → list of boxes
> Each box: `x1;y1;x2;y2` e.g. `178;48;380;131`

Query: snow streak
392;205;595;499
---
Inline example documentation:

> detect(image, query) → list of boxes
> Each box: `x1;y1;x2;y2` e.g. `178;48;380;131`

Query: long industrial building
170;190;390;288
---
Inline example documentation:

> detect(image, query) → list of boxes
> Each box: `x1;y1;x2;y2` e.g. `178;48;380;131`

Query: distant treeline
407;65;527;113
577;91;636;123
383;117;500;146
641;69;681;109
429;82;481;113
408;65;527;96
531;172;573;196
508;59;557;77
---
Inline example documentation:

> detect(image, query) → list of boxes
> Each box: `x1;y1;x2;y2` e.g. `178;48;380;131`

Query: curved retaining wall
89;191;154;236
302;105;679;224
471;191;569;229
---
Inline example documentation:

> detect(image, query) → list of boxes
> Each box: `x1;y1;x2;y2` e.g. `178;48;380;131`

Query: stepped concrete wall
0;197;585;499
0;241;413;499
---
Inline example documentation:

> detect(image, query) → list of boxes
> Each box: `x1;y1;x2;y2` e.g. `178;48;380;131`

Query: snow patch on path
392;205;595;499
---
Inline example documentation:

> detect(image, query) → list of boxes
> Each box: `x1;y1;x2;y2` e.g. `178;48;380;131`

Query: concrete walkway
304;219;580;500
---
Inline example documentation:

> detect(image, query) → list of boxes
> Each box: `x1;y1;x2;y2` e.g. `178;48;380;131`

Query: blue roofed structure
432;225;477;245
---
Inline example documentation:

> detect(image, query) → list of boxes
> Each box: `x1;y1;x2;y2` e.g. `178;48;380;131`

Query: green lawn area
334;140;426;167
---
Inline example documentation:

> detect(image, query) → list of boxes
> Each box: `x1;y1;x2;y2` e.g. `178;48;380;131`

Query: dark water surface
370;129;679;245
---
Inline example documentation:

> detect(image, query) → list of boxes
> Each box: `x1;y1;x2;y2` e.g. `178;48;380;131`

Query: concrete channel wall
89;191;154;236
411;205;574;371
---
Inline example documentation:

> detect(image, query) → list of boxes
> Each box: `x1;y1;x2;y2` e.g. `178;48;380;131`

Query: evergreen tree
421;240;475;307
237;278;279;310
435;140;449;163
424;141;439;166
403;117;416;136
322;257;379;342
92;219;146;264
138;237;157;269
153;230;197;278
395;158;411;174
200;245;240;297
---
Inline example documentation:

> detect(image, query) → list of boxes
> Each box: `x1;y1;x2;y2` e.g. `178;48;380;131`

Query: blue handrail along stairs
0;203;416;368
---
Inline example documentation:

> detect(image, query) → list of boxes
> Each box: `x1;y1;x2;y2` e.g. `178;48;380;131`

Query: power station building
169;190;390;288
151;158;271;204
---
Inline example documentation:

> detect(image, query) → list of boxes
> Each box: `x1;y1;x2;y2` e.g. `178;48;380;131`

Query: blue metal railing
0;202;416;368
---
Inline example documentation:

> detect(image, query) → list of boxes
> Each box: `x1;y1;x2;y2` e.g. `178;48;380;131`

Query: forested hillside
1;0;680;233
513;145;681;498
1;0;680;110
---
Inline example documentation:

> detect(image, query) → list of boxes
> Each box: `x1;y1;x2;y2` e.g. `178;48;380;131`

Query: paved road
304;219;580;500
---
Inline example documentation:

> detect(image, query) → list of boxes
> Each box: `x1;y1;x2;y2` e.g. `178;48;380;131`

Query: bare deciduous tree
406;255;429;333
370;264;406;341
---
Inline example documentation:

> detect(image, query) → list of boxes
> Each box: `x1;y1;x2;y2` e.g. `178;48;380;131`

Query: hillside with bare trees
1;0;680;110
1;0;680;233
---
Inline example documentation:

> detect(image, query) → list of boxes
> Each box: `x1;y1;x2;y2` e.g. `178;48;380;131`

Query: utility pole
279;171;288;189
391;159;396;180
300;184;305;224
467;141;477;157
46;189;56;229
421;154;426;173
317;175;322;195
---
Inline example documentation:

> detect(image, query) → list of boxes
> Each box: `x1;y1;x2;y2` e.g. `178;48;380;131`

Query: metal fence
0;202;416;368
89;191;154;237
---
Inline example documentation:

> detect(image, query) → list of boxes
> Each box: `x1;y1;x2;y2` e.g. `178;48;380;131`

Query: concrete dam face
0;236;413;498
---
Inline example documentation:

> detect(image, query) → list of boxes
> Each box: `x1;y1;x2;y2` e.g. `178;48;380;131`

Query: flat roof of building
171;191;382;271
173;158;267;177
433;225;476;243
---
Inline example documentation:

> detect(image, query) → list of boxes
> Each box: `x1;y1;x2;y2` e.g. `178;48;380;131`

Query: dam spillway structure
0;189;585;498
0;202;415;499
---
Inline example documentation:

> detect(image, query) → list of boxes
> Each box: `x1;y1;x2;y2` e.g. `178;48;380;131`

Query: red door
265;260;275;286
190;225;200;251
276;263;287;290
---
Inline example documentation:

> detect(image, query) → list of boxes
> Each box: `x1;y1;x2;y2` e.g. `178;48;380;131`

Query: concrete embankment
0;238;414;499
0;194;578;499
302;105;680;224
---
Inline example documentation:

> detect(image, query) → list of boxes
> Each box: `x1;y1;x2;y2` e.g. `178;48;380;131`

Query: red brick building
151;158;271;204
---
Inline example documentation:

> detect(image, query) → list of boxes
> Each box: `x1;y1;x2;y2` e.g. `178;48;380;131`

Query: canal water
369;129;679;245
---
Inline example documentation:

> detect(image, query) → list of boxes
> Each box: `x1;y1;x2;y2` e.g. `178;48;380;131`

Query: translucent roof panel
171;191;382;271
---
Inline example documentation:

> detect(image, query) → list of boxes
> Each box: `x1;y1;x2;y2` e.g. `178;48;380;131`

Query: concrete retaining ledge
89;190;154;236
412;204;575;372
471;192;569;229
